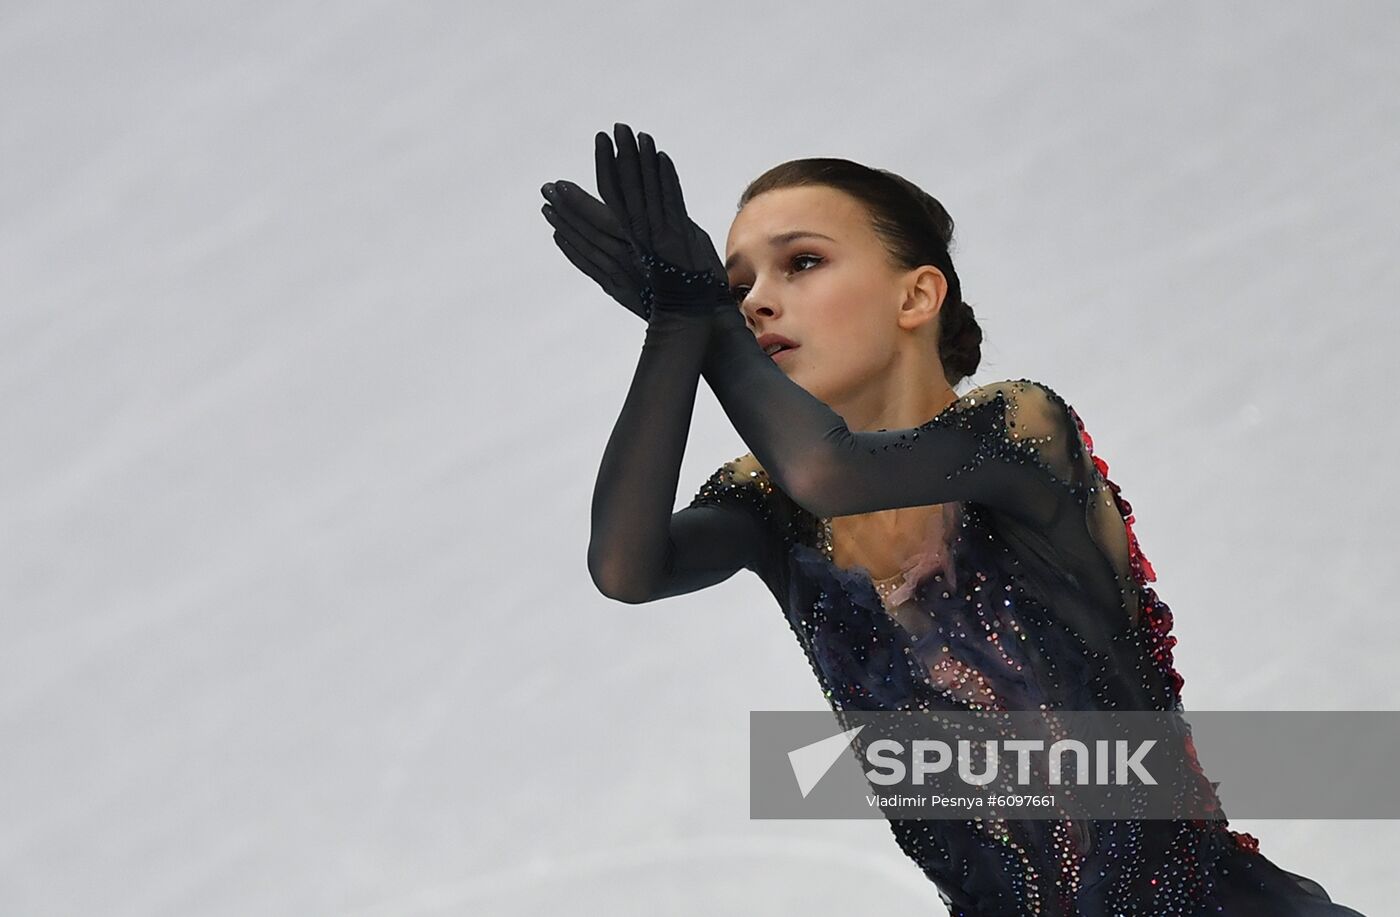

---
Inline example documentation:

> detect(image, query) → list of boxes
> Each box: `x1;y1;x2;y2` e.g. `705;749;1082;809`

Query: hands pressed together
540;123;737;320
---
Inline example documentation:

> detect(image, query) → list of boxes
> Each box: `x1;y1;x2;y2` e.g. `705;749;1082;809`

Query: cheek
823;304;892;361
807;290;867;340
804;318;890;384
801;283;894;369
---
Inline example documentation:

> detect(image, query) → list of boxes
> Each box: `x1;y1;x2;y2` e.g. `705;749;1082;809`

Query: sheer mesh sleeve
703;304;1081;528
680;452;794;592
975;382;1145;638
648;492;777;601
587;307;780;605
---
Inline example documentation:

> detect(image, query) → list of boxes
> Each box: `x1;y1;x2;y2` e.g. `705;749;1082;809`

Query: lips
756;332;798;357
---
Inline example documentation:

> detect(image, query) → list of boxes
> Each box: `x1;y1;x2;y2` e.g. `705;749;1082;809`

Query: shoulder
963;378;1077;428
960;379;1087;469
688;452;817;544
699;451;769;487
964;378;1071;411
688;452;776;509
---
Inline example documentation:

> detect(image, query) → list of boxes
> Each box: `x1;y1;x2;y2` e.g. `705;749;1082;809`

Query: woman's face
723;185;943;408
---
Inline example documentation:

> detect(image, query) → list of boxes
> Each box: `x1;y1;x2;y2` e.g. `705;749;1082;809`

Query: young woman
539;123;1366;917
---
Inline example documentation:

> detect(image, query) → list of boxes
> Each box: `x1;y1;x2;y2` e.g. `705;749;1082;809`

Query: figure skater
538;122;1366;917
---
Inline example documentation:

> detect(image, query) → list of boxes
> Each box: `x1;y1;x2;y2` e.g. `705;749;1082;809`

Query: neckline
815;515;910;608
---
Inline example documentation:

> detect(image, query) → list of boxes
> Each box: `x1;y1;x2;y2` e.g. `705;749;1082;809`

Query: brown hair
737;160;982;387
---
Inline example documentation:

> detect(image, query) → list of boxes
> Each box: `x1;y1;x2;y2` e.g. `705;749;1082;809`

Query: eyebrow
725;231;837;272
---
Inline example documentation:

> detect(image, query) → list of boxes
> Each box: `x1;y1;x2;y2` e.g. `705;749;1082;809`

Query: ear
897;265;948;331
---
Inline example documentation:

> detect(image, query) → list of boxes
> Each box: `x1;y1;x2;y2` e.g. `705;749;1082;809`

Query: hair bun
939;299;983;386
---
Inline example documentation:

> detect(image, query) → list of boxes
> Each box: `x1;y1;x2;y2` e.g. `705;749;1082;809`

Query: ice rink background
3;2;1397;914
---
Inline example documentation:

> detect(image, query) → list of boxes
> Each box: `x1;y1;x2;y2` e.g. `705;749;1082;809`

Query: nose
739;293;780;332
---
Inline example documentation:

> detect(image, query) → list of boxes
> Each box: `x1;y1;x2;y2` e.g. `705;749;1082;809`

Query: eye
728;253;824;302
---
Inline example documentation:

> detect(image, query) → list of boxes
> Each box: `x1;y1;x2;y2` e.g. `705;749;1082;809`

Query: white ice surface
2;2;1397;915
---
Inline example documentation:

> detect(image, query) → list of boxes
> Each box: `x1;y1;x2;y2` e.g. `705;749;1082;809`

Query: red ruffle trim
1069;405;1261;857
1068;406;1177;698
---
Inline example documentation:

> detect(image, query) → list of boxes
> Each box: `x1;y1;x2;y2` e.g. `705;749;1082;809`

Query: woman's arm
587;308;771;604
700;303;1080;529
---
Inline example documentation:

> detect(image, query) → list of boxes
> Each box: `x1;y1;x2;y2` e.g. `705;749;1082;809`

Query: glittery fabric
687;379;1366;917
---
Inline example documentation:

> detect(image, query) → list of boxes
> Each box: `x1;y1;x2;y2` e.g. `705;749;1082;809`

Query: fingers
542;199;630;281
655;149;725;281
611;123;651;248
594;131;629;237
637;132;667;239
548;220;641;317
656;150;688;228
552;183;622;237
550;230;602;283
542;182;632;263
541;182;647;319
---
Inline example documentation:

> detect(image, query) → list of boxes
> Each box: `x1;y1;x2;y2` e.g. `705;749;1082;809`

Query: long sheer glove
586;305;718;601
593;123;735;317
540;164;776;597
550;124;732;600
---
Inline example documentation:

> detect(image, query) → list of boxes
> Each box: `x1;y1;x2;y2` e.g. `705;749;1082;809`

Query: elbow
587;547;656;605
594;579;654;605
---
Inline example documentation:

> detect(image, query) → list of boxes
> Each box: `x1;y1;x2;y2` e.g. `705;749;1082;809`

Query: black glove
589;123;735;318
540;177;650;321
